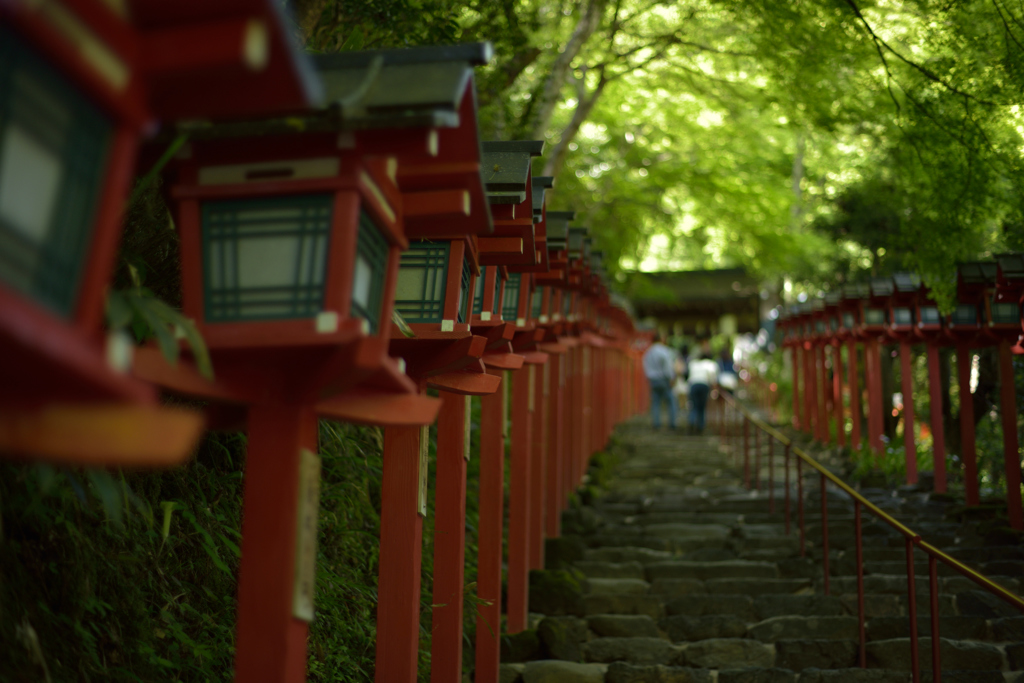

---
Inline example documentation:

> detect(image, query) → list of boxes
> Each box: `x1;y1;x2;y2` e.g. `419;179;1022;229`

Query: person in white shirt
642;333;678;429
687;353;718;434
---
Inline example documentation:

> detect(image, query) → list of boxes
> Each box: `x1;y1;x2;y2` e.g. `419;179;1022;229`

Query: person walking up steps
687;352;718;434
642;332;678;430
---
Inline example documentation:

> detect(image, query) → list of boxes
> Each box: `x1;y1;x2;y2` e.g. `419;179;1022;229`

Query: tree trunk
542;77;607;177
525;0;605;140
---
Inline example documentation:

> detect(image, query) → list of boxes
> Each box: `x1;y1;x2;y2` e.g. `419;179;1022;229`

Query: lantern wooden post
234;404;318;683
430;392;469;682
832;342;846;448
865;337;885;455
475;367;506;683
375;424;425;682
848;338;862;450
817;344;829;442
792;344;802;430
998;339;1023;530
898;341;918;484
926;344;947;492
507;363;534;633
956;343;980;505
545;349;565;538
531;359;549;569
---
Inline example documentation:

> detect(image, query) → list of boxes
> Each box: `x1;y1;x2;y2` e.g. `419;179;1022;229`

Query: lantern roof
568;226;589;257
824;291;843;306
532;176;554;220
480;141;544;203
995;253;1024;283
892;272;921;293
810;298;825;313
869;277;895;298
314;42;492;129
843;283;870;300
958;261;998;286
129;0;324;120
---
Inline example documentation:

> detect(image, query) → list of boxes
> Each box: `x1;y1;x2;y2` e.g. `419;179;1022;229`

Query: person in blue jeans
687;353;719;434
642;333;678;429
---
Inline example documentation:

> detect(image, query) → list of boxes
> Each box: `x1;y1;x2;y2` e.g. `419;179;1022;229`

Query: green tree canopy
297;0;1024;309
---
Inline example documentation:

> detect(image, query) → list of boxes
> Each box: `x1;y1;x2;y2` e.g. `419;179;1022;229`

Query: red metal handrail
717;391;1024;683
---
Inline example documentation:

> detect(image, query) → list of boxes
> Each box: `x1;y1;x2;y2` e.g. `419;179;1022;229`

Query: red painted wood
431;393;469;682
817;345;829;442
531;362;548;570
998;341;1023;530
956;344;980;506
507;366;533;633
833;344;846;448
546;353;563;537
75;127;138;335
805;344;818;440
865;338;885;455
899;342;918;485
563;348;576;511
927;344;947;493
234;403;316;683
475;369;505;683
791;346;801;430
375;425;424;683
847;339;862;450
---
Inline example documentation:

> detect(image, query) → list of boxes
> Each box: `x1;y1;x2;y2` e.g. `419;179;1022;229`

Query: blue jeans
689;382;710;433
649;378;677;429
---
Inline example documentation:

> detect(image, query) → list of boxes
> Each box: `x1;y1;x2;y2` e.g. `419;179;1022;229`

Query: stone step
773;639;858;669
582;593;664;619
645;560;779;581
664;594;756;620
581;636;681;666
658;614;747;642
573;560;646;579
747;616;859;642
865;637;1004;671
754;594;847;619
865;615;989;641
586;578;650;595
584;546;675;564
604;662;714;683
586;614;663;639
704;578;811;596
678;638;775;669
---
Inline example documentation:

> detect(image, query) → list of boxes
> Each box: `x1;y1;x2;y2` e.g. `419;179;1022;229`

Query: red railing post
768;436;775;514
928;554;941;682
798;456;805;557
792;345;802;430
820;473;830;596
906;537;920;683
784;443;791;535
743;417;751;489
854;500;866;668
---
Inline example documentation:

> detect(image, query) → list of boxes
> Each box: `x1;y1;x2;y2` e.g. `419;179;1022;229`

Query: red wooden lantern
136;43;508;683
0;0;318;464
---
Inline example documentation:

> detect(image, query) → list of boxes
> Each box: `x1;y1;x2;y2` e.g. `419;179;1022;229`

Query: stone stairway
499;422;1024;683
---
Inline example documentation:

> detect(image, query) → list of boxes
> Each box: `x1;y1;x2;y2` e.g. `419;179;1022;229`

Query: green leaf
86;469;124;527
160;501;178;541
342;28;365;51
106;290;133;329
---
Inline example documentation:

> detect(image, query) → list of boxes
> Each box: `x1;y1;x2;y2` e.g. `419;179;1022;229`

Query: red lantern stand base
134;339;439;683
386;329;503;683
507;328;548;634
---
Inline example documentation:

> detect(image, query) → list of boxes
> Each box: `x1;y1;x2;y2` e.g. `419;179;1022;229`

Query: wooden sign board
292;448;321;622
